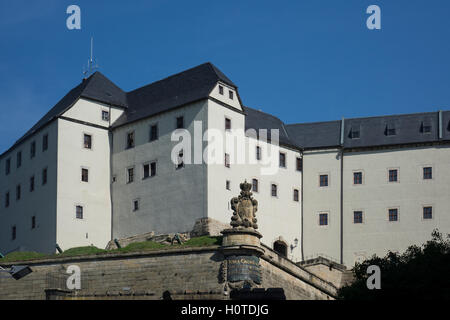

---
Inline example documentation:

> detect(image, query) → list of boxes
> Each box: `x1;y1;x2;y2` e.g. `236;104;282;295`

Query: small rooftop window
421;120;432;134
385;122;396;136
349;125;360;139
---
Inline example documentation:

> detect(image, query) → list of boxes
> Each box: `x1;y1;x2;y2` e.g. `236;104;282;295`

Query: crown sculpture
230;180;258;230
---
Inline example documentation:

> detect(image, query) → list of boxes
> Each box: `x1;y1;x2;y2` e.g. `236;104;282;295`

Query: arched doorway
273;240;288;257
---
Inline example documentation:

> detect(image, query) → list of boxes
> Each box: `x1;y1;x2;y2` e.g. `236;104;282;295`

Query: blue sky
1;0;450;153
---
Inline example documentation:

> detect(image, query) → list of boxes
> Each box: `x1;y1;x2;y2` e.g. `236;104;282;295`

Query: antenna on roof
83;36;99;79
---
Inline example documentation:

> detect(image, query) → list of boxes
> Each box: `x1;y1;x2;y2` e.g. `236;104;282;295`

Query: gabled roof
243;106;299;148
2;72;127;157
113;62;237;127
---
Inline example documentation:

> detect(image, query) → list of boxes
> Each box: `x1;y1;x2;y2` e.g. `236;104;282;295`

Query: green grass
182;236;222;247
58;246;107;257
0;236;222;263
117;241;167;253
0;251;47;263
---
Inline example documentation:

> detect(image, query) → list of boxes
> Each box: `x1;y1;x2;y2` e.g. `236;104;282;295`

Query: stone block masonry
0;246;338;300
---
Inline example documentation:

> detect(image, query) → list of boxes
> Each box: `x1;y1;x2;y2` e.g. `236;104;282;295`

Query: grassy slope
0;236;222;263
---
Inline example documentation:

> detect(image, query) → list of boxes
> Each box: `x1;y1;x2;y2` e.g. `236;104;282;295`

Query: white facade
1;66;450;267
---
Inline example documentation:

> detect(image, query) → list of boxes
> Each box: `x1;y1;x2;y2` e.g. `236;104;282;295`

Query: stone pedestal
220;228;265;289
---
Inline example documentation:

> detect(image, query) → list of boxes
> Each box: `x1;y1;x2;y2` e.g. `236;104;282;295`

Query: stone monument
220;180;264;290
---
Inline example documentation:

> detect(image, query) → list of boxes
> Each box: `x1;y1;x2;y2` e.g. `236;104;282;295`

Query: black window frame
423;167;432;180
76;205;83;219
353;211;363;224
42;134;48;151
84;134;92;149
150;124;158;142
423;206;433;220
126;131;135;149
388;208;398;222
319;174;329;187
389;169;398;182
319;213;328;226
293;189;299;202
176;116;184;129
252;179;258;193
279;152;286;168
30;141;36;159
353;172;363;185
81;168;89;182
271;184;277;197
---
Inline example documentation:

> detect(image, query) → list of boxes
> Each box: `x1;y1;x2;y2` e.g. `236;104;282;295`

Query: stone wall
0;245;338;300
298;257;354;289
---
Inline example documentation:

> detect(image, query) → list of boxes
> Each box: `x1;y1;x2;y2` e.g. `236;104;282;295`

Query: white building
1;63;449;266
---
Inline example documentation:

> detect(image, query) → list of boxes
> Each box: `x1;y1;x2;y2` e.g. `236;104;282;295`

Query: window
423;167;432;180
279;153;286;168
150;124;158;141
84;134;92;149
319;213;328;226
133;199;140;212
229;90;234;100
319;174;328;187
127;167;134;183
76;206;83;219
219;85;224;95
353;172;363;185
30;176;35;192
176;150;185;170
31;216;36;229
5;192;10;208
17;151;22;168
350;125;360;139
252;179;258;192
102;110;110;121
225;153;230;168
143;162;156;179
225;118;231;131
256;146;261;161
150;162;156;177
388;208;398;222
42;168;47;185
421;121;432;134
296;157;303;171
353;211;363;224
81;168;89;182
389;169;398;182
226;180;231;190
126;131;135;149
30;141;36;159
176;116;184;129
293;189;299;202
271;184;277;197
43;134;48;151
16;184;21;201
12;226;16;240
5;158;10;175
386;123;396;136
423;207;433;220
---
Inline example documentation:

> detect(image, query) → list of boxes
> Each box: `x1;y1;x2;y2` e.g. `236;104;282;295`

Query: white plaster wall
0;122;58;254
111;101;208;239
56;118;112;251
206;99;303;261
342;145;450;266
209;83;243;111
302;149;342;263
62;98;125;127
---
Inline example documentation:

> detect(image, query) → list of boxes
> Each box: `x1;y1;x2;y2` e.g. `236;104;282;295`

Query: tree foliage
338;229;450;300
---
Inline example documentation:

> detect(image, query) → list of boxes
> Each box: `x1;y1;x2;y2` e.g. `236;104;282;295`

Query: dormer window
102;110;110;122
386;122;396;136
349;125;360;139
421;120;432;134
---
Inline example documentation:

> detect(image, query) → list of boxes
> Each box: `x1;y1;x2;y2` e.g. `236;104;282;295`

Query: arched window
273;240;287;257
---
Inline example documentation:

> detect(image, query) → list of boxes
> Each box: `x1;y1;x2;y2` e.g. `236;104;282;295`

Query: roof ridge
127;62;215;94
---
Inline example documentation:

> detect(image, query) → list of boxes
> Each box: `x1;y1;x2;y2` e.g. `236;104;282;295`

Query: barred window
319;213;328;226
353;172;363;185
76;206;83;219
389;169;398;182
423;207;432;220
319;174;328;187
353;211;363;224
389;208;398;222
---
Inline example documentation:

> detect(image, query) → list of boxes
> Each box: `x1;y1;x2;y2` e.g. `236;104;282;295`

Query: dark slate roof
286;121;341;149
343;112;440;148
1;63;235;157
243;106;298;148
285;111;450;150
113;62;237;127
1;72;127;157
